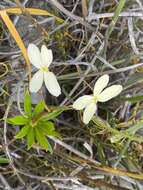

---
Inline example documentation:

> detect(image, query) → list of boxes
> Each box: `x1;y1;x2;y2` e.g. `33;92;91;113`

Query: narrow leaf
106;0;126;37
27;127;35;150
120;95;143;103
47;131;61;139
33;101;45;116
35;128;52;152
0;157;9;164
41;108;64;121
97;142;106;165
38;121;61;138
15;125;30;139
38;121;55;132
7;115;28;125
24;90;32;116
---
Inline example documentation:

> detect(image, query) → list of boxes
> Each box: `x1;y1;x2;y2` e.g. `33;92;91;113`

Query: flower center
41;67;49;72
93;96;98;103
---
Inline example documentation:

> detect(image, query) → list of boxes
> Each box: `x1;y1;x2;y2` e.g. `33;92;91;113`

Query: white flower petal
27;44;42;68
94;75;109;96
29;70;43;92
83;103;97;124
98;85;123;102
73;95;93;110
44;72;61;97
41;45;53;67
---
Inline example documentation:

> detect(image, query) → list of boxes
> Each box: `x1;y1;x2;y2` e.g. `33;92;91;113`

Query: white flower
27;44;61;97
73;75;123;124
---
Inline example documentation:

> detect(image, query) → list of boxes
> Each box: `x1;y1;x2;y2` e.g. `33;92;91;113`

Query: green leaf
15;125;30;139
35;127;52;152
38;121;55;132
24;90;32;116
7;115;29;125
106;0;126;38
47;131;61;139
97;141;106;165
38;121;61;138
33;101;45;116
120;95;143;103
27;127;35;150
40;108;64;121
0;157;9;164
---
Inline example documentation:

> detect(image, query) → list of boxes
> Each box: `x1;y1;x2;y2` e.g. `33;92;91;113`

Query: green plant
7;91;62;152
0;156;9;164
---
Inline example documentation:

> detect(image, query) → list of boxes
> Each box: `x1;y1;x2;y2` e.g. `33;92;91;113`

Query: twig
0;174;12;190
87;11;143;21
128;17;140;55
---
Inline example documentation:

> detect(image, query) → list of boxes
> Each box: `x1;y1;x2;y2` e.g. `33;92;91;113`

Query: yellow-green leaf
27;128;35;150
7;115;28;125
15;125;30;139
35;128;52;152
33;101;45;116
24;90;32;116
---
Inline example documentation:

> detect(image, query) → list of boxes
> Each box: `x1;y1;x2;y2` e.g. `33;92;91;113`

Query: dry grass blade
0;10;31;80
82;0;88;18
5;7;64;23
51;137;143;180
